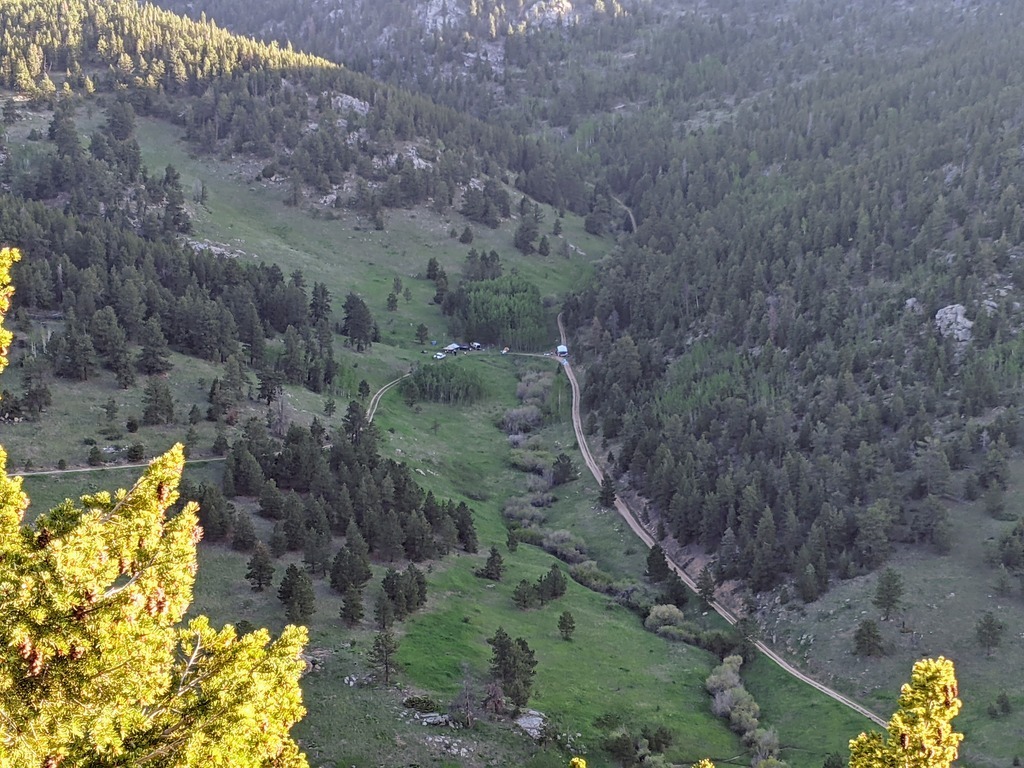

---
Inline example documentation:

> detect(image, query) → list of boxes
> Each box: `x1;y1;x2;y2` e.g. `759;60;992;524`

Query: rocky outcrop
934;304;973;344
514;709;546;740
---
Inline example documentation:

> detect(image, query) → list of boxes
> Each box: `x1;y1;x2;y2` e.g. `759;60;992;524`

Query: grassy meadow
0;99;881;766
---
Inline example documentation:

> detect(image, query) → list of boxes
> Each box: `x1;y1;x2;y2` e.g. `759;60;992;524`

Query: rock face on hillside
934;304;973;344
515;709;545;740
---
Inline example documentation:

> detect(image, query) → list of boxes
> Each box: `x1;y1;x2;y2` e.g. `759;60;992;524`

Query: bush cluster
705;656;786;767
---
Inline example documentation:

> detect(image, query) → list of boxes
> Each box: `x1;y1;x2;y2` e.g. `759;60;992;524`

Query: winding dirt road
555;314;885;728
367;373;411;422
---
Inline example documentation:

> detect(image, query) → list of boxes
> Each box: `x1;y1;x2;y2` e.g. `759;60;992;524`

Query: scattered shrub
705;655;743;695
515;372;551;405
525;474;552;493
705;655;779;765
615;586;656;617
502;497;547;527
569;560;616;593
542;529;588;563
656;624;700;643
513;527;545;546
403;695;440;713
644;604;686;631
502;405;543;434
508;449;550;475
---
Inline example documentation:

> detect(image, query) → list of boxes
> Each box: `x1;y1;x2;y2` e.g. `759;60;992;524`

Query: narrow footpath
555;313;886;728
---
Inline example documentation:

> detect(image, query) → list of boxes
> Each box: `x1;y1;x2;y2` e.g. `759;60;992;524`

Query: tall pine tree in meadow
279;564;316;624
246;542;276;591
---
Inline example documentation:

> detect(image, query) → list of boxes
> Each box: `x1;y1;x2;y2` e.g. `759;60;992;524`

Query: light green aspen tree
849;657;962;768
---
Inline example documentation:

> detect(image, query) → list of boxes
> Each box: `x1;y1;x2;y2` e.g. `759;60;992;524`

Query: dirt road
367;373;410;422
555;313;885;728
11;456;226;478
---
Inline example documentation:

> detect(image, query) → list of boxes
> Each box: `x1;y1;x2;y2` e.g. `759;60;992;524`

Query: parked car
433;352;447;359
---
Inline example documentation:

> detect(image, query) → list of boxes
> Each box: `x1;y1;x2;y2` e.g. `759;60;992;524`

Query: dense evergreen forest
8;0;1024;598
564;0;1024;592
155;0;624;119
152;0;1024;594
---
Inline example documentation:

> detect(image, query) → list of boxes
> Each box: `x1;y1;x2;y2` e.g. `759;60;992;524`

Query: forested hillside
0;0;334;94
5;0;1024;761
154;0;624;118
566;0;1024;591
0;0;592;220
147;0;1024;591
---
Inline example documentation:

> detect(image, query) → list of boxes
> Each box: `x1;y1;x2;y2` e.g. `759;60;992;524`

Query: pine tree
368;630;400;685
344;521;373;585
486;629;536;709
513;579;537;609
136;317;173;374
303;526;332;576
646;543;671;582
538;235;550;257
853;619;885;657
849;657;962;768
798;563;819;603
231;508;258;551
513;215;538;254
329;548;354;593
269;523;288;558
873;568;904;621
0;253;307;765
538;563;568;602
340;585;364;626
279;564;316;624
455;503;478;553
246;542;276;591
599;474;616;507
662;573;690;610
374;592;395;631
558;610;576;641
976;611;1005;656
697;564;716;608
342;292;375;351
477;545;504;580
749;507;779;591
552;452;576;485
142;378;175;425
